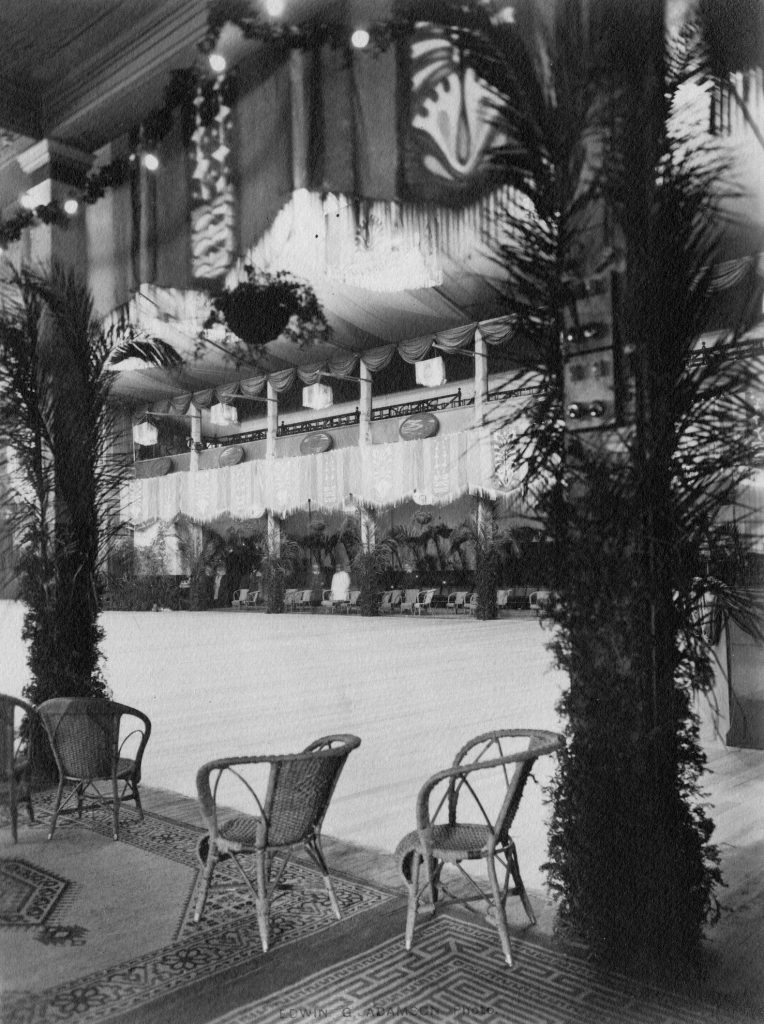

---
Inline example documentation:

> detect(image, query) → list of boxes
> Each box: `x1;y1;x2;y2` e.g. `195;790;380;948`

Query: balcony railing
137;382;542;460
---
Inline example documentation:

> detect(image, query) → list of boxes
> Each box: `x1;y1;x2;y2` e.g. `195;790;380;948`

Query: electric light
350;28;370;49
64;198;79;216
142;152;160;172
20;193;35;210
208;52;227;73
265;0;284;16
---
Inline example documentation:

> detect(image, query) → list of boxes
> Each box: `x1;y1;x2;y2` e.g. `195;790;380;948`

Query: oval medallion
399;412;439;441
300;432;333;455
219;445;244;468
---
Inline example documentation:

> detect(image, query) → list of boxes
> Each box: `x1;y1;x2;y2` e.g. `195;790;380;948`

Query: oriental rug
0;797;398;1024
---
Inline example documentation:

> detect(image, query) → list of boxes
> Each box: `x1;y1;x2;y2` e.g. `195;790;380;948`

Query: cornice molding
17;139;94;177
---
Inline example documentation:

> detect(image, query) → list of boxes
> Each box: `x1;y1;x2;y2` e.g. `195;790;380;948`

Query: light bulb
142;152;160;172
20;193;35;210
265;0;284;16
350;28;370;49
64;198;79;216
208;52;227;73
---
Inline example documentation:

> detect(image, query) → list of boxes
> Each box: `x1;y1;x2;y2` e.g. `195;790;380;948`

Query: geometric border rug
0;859;68;927
208;915;756;1024
0;802;397;1024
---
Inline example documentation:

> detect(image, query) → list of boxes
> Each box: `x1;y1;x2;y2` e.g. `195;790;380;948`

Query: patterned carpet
1;796;758;1024
0;794;396;1024
208;915;755;1024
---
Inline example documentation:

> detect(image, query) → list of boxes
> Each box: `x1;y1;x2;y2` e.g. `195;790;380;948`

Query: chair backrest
419;589;435;607
38;698;151;781
348;590;361;606
0;695;32;784
446;730;564;844
196;734;361;849
402;589;420;606
331;571;351;602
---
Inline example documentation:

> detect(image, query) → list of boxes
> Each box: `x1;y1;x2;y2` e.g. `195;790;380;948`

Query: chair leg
112;775;120;841
255;850;270;953
9;776;18;844
47;778;65;840
486;854;514;968
306;838;341;919
509;846;535;925
404;853;421;951
193;841;218;923
132;781;144;821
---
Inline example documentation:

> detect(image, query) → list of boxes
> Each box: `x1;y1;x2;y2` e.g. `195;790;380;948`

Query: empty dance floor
0;602;565;888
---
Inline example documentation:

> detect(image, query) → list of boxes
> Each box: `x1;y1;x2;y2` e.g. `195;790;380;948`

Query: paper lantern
302;383;334;410
415;356;446;388
210;402;238;425
132;420;158;446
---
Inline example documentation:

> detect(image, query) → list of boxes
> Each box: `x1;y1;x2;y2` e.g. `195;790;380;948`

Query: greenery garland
0;70;238;248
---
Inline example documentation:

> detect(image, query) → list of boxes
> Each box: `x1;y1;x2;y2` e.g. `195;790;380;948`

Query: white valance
122;429;522;526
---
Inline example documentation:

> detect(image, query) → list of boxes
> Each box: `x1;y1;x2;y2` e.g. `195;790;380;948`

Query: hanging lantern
415;356;446;388
302;382;333;410
132;419;158;446
210;402;238;426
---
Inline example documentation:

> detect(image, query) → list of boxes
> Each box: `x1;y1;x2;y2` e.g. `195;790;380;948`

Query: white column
474;328;492;543
358;361;375;551
359;360;372;448
474;327;488;428
266;382;280;557
189;408;202;472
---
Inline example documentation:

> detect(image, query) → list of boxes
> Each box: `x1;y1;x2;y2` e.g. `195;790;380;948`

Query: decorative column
266;381;280;558
16;140;93;271
474;328;492;541
358;361;375;550
188;408;202;472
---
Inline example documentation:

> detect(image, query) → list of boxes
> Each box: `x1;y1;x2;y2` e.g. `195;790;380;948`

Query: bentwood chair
38;698;151;841
0;695;35;842
395;729;564;967
194;734;361;952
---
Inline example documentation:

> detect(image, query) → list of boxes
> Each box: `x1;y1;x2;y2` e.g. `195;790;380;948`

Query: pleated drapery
123;428;520;527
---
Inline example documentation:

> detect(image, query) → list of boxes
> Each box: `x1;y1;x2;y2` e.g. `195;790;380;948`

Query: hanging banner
190;76;236;280
400;13;510;203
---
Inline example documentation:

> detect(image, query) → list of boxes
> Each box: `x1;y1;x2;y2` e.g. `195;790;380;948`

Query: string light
350;28;370;49
208;53;227;73
64;198;79;216
265;0;284;16
142;152;160;172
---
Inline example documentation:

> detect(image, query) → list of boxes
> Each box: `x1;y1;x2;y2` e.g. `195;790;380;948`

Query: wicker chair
395;729;564;967
0;695;35;842
38;698;151;841
194;734;361;952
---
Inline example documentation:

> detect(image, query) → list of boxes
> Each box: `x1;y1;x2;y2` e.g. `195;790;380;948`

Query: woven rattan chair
38;697;151;841
194;734;361;952
395;729;564;967
0;695;35;842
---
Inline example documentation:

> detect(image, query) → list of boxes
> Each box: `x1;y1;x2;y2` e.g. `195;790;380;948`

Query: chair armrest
414;733;564;830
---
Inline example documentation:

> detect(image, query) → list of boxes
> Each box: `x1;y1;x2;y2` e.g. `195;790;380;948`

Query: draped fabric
122;429;520;526
239;376;267;398
143;317;515;416
398;335;435;364
361;345;397;372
